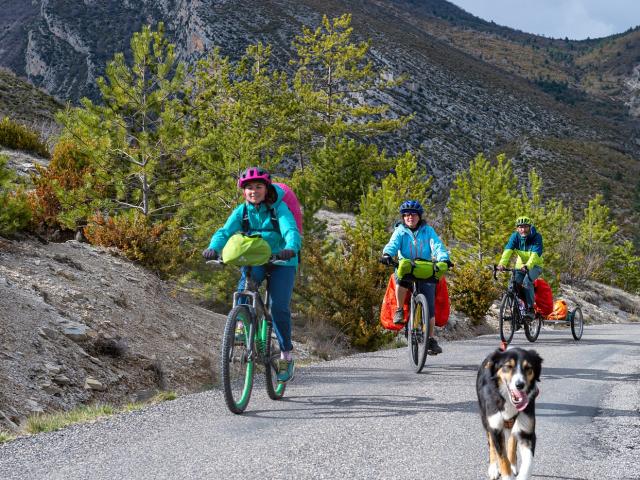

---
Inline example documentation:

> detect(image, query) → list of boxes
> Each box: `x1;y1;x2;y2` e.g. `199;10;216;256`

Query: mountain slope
0;0;638;231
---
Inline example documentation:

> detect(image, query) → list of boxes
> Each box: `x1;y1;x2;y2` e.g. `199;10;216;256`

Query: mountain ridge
0;0;638;233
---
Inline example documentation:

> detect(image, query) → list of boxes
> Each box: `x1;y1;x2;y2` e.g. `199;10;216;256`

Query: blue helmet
399;200;424;216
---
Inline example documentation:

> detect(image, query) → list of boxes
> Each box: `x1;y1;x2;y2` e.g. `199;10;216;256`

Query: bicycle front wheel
408;294;429;373
221;305;254;414
571;306;583;340
524;314;542;342
264;321;286;400
499;294;516;344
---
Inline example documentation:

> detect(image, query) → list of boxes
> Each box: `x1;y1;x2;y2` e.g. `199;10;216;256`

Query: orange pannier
533;278;554;317
380;274;409;331
546;299;568;320
380;275;450;330
434;276;450;327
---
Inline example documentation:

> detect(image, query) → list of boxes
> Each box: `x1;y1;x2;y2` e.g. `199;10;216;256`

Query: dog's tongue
512;389;529;411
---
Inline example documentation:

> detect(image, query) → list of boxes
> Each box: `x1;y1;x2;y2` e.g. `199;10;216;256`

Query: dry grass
5;391;178;442
0;430;15;444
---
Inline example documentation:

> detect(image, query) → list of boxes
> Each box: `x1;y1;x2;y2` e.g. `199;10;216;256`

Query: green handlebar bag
222;233;272;266
397;258;434;280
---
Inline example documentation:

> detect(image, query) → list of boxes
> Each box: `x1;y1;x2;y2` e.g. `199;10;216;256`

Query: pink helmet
237;167;272;188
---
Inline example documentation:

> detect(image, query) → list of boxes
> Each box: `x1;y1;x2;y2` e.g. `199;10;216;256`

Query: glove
278;249;296;260
202;248;219;260
379;254;394;266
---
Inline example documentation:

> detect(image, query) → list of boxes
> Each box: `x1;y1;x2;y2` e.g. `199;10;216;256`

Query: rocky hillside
0;236;226;431
1;0;639;230
0;69;61;142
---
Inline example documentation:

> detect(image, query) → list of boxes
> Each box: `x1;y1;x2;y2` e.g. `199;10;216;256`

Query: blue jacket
383;221;449;262
208;186;301;267
499;226;544;269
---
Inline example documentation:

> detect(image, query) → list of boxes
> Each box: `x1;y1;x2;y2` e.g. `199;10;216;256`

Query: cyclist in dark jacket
497;216;543;320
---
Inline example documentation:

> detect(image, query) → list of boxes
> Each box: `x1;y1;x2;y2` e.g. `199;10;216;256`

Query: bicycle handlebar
380;257;454;270
492;264;530;281
206;252;296;267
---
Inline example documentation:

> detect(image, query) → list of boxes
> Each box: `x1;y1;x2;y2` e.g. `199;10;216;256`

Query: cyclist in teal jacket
380;200;450;354
203;167;301;382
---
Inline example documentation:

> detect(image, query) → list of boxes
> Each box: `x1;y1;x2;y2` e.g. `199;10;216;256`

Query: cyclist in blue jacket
380;200;450;354
202;167;301;382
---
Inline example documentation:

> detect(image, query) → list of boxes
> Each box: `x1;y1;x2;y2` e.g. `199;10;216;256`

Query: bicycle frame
494;266;542;343
232;266;273;363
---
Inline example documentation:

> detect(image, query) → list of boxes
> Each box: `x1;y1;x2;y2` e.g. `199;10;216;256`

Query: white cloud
449;0;640;39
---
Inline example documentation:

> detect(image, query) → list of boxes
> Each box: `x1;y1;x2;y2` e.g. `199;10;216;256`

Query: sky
448;0;640;40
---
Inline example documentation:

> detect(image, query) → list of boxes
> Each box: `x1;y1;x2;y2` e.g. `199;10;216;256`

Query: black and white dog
476;348;543;480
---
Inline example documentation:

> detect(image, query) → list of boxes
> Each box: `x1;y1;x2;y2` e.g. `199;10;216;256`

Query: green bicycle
210;255;287;414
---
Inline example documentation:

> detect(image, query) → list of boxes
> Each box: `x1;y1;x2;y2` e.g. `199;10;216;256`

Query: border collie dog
476;348;543;480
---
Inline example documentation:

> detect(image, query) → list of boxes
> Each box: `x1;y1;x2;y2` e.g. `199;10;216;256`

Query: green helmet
515;216;533;227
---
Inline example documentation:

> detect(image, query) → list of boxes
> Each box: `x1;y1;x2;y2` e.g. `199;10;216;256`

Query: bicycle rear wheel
499;293;516;344
408;294;429;373
221;305;254;414
264;321;286;400
570;306;583;340
524;314;542;342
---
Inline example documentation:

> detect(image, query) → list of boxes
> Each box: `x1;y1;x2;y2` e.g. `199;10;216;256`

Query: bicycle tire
570;306;583;340
221;305;254;414
264;321;286;400
409;293;429;373
499;293;516;344
524;314;542;342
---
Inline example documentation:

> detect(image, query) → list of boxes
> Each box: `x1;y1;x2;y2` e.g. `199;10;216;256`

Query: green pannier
397;258;434;280
222;233;272;266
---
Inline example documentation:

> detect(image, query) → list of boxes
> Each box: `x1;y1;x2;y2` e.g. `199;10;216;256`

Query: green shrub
297;237;394;350
0;155;31;236
0;117;50;158
449;261;500;325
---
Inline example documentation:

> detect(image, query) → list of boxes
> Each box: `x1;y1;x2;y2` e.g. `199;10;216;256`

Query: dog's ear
527;349;543;381
485;349;505;375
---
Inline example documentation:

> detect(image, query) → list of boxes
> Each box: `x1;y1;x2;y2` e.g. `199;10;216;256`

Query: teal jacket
383;220;449;262
208;186;301;267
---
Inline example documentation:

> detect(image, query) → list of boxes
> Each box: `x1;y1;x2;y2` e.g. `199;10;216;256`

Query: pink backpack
274;183;303;234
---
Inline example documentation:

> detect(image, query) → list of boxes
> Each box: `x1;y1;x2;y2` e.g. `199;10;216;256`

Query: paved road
1;324;639;480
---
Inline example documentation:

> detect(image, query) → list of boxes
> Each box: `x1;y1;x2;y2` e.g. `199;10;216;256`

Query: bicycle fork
232;290;269;363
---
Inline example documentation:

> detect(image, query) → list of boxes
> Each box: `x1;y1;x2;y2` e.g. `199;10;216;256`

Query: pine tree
448;153;517;264
309;139;394;212
291;14;410;166
605;241;640;294
58;23;188;219
576;194;618;280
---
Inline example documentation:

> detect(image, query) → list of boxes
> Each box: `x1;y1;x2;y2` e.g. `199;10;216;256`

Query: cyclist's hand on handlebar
496;265;506;272
278;249;296;260
379;254;394;266
202;248;219;260
520;265;529;273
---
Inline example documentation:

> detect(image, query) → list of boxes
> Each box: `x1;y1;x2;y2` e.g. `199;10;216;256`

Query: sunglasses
402;212;419;217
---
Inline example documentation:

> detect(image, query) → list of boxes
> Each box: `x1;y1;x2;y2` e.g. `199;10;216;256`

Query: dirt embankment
0;237;227;431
